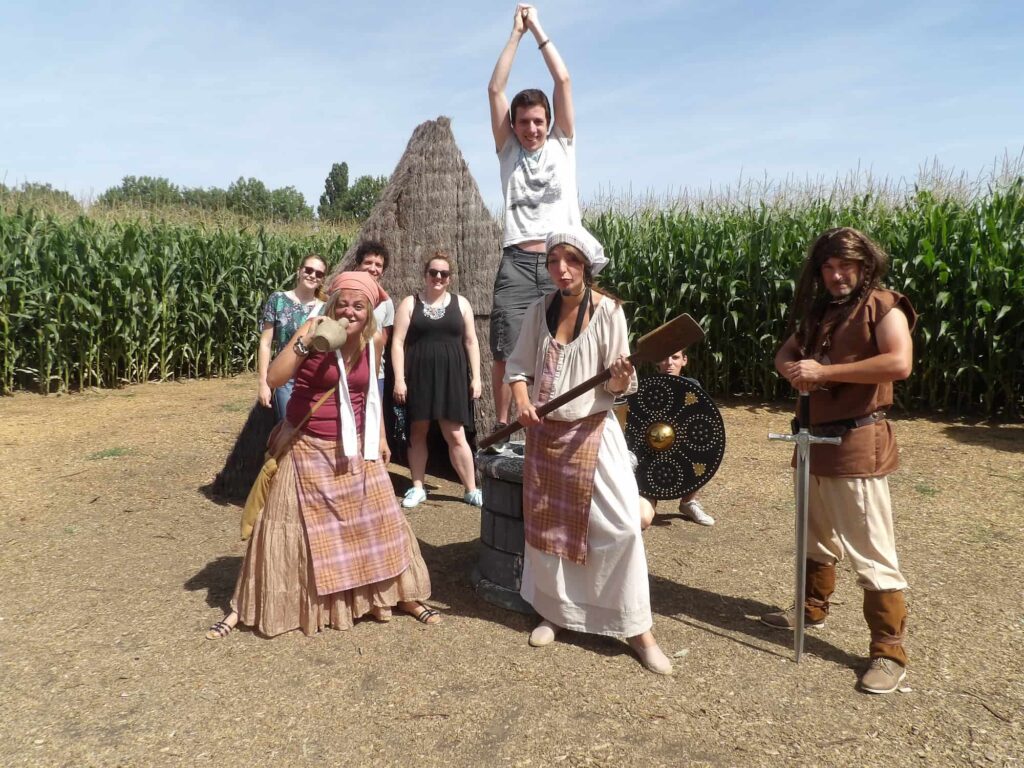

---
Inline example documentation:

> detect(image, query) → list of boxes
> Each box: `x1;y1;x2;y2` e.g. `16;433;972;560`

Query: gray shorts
490;245;556;360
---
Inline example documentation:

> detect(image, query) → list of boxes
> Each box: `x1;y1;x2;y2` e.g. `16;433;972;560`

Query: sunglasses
301;266;325;279
427;268;451;279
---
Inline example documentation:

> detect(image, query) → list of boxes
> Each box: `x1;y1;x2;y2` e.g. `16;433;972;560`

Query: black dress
405;293;473;427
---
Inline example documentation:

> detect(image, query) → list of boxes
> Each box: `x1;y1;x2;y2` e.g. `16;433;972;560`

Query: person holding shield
637;350;716;530
487;2;580;440
762;227;915;694
506;225;673;676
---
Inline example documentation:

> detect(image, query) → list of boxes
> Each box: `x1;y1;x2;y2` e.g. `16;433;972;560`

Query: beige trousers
804;474;907;592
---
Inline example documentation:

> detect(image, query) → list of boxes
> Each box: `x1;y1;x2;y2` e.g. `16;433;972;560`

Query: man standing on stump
763;227;916;695
487;3;580;438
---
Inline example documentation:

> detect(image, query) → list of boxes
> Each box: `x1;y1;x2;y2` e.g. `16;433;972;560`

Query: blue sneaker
464;489;483;507
402;487;427;509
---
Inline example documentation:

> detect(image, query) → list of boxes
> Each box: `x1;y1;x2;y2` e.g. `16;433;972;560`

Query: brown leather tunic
801;288;917;477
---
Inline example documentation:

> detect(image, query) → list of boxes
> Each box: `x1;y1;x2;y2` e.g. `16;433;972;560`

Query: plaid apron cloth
523;339;606;565
291;434;411;596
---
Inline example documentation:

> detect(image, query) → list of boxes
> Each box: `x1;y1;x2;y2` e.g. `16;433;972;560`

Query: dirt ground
1;375;1021;768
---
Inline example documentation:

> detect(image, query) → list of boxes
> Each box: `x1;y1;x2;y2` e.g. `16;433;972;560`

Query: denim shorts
489;245;556;360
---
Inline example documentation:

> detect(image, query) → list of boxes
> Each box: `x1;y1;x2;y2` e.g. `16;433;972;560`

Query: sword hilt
798;391;811;430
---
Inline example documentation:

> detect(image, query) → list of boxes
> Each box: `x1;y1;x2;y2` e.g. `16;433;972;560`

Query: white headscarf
545;225;609;275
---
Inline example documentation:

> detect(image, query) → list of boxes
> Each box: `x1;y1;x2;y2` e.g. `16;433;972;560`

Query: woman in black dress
392;253;483;508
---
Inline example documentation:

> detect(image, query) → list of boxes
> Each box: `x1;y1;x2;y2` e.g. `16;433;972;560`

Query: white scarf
334;337;380;459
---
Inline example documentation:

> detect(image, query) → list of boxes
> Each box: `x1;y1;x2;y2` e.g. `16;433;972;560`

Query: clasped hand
782;358;827;391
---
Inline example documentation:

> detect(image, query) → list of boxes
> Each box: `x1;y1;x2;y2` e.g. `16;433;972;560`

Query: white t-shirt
498;125;581;247
373;297;395;379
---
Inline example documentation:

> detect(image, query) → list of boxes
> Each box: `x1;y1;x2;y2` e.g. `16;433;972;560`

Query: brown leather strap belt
793;411;887;438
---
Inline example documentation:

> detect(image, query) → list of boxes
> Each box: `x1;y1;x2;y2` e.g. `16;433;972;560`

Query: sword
768;391;841;663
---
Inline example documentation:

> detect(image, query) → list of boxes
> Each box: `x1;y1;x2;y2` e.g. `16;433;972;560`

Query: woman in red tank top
205;272;441;640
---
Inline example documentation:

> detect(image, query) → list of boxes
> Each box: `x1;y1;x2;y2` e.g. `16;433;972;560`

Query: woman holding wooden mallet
505;225;673;675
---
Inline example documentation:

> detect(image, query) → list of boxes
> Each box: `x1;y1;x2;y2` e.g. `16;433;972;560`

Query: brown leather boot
863;589;908;666
761;559;835;629
805;559;836;623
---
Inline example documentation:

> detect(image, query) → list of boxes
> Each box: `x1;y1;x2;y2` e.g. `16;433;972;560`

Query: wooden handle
477;364;621;450
477;312;704;451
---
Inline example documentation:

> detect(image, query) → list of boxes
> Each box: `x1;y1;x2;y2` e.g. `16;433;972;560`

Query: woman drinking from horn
206;271;440;639
505;225;672;675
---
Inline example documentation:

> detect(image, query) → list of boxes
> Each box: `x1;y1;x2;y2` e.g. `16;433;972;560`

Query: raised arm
522;5;574;138
267;316;324;388
488;5;529;151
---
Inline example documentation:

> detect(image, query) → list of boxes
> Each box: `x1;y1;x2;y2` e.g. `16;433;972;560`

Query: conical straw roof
334;116;503;430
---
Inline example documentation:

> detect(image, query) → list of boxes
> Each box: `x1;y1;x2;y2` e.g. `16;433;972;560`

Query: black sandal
411;606;442;625
205;620;234;640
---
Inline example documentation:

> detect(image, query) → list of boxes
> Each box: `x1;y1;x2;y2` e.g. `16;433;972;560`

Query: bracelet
538;38;551;50
293;337;310;356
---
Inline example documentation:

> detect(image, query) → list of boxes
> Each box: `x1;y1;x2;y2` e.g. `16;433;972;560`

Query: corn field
0;208;350;393
590;178;1024;419
3;178;1022;419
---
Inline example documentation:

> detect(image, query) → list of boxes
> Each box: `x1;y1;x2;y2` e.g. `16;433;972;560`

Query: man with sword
763;227;916;695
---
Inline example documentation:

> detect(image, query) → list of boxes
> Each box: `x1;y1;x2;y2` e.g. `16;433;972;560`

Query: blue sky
2;1;1022;212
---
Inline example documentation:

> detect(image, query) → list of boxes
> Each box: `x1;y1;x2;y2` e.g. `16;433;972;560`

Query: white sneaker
402;487;427;509
680;500;715;526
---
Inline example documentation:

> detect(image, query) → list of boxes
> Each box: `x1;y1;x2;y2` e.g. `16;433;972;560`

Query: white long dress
506;295;652;638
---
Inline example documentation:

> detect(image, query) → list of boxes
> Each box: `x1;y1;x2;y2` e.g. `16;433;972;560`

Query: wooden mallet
478;313;705;450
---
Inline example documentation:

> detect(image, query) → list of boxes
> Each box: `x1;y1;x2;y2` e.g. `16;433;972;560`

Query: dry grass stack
331;116;503;444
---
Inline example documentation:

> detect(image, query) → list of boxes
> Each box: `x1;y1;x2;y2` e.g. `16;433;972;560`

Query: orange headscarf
327;271;389;307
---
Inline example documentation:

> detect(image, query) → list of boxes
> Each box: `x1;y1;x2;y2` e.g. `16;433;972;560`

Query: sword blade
794;438;810;663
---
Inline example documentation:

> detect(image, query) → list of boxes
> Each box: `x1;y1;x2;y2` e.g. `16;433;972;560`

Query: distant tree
318;162;350;221
97;176;183;208
341;174;388;219
271;186;313;221
1;182;82;213
226;177;272;219
182;186;229;212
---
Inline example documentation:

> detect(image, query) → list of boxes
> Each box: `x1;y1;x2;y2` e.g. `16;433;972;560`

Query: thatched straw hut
333;116;503;434
213;117;501;497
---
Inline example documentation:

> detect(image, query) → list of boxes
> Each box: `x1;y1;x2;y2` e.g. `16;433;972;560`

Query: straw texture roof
335;116;503;430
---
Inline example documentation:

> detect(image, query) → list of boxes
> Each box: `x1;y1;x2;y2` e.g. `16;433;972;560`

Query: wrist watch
293;337;310;356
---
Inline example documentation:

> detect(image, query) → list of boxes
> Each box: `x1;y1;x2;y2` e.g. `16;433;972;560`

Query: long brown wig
787;227;890;356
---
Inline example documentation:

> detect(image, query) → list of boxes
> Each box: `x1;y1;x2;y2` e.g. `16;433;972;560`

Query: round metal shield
623;375;726;500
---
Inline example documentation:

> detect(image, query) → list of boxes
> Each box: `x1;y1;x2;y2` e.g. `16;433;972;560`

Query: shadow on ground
942;424;1024;453
185;555;242;612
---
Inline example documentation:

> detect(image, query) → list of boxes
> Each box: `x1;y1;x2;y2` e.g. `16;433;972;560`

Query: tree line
0;161;387;223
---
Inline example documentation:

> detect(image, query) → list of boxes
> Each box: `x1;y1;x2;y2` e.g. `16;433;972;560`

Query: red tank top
287;347;370;440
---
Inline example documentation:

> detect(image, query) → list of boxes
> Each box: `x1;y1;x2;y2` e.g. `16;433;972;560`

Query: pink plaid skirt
290;435;412;595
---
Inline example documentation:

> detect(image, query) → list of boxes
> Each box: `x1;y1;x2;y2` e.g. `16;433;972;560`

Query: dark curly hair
787;227;890;356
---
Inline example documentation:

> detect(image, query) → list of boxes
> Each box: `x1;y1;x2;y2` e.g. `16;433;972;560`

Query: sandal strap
416;607;439;622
